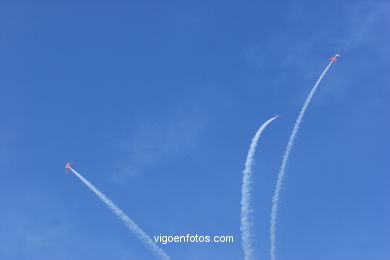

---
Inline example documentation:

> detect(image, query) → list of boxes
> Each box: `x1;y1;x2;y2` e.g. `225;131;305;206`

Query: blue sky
0;1;389;259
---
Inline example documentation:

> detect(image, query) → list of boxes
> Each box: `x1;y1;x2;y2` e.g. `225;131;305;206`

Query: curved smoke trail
269;60;335;260
70;168;170;260
241;115;279;260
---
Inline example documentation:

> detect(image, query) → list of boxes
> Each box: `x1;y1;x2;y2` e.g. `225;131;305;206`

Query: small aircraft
330;54;340;61
275;114;281;118
65;162;73;173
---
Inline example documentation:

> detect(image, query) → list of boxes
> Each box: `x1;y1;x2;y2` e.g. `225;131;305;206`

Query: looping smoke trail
70;168;170;260
241;115;279;260
269;60;335;260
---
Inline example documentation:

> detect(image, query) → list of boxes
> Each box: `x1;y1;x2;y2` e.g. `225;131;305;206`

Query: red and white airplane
330;54;340;61
65;162;73;173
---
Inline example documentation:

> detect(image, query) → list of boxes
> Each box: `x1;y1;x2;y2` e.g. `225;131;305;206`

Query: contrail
69;168;170;260
241;115;279;260
270;59;336;260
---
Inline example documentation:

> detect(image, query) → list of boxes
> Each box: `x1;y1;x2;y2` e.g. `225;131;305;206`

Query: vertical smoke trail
270;60;335;260
241;115;279;260
70;168;170;260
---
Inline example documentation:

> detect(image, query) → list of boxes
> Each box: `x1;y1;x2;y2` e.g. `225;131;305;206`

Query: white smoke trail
70;168;170;260
241;115;279;260
270;60;335;260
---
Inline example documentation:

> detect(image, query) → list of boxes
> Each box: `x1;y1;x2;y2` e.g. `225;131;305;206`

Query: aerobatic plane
65;162;73;173
330;54;340;61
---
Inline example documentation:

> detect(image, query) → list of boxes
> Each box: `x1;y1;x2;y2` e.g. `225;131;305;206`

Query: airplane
65;162;73;173
275;114;281;118
330;54;340;61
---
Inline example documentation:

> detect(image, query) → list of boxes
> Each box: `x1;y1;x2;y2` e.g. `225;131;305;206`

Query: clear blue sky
0;1;388;259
